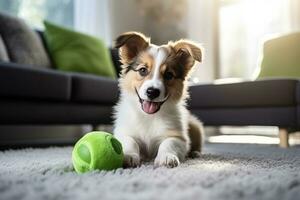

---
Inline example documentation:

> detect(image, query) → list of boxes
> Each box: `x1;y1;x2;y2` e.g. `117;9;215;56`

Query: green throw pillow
257;32;300;79
44;21;116;78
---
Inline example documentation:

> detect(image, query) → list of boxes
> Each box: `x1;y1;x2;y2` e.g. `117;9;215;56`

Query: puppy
113;32;204;168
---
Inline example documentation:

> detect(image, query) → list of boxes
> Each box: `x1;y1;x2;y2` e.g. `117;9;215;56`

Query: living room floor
1;143;299;200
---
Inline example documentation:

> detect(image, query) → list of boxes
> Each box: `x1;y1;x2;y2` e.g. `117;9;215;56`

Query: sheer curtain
74;0;112;46
288;0;300;30
219;0;300;80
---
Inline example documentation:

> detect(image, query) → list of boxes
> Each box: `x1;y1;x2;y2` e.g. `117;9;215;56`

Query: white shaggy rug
0;143;300;200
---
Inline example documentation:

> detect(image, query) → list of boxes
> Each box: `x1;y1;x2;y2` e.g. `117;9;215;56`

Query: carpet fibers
0;143;300;200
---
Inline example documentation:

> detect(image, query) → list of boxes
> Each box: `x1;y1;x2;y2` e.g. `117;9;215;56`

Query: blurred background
0;0;300;147
1;0;299;82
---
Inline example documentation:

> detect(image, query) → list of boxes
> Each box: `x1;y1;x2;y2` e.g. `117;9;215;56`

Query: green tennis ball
72;131;124;173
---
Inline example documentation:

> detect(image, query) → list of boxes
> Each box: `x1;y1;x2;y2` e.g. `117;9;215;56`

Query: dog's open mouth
141;100;162;114
135;88;168;114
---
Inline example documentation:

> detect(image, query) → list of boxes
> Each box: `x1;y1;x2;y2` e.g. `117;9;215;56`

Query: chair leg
279;128;289;148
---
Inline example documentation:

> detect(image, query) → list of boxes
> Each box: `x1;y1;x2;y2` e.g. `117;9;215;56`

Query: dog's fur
113;32;204;168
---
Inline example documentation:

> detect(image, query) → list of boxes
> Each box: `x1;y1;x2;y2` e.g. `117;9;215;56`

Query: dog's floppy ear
170;39;203;77
172;39;202;62
115;32;150;64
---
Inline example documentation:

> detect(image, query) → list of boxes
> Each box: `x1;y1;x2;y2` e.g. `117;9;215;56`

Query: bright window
219;0;294;79
0;0;74;29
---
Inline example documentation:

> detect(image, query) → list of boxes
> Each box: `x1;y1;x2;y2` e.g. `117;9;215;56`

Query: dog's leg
188;114;204;157
154;136;187;168
117;136;141;167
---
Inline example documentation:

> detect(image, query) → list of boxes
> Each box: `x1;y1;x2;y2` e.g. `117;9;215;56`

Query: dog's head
115;32;202;114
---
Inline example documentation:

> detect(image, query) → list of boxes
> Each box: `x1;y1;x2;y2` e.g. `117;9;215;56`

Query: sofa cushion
258;32;300;79
0;62;71;101
0;35;9;62
0;12;51;68
189;79;298;108
0;100;113;125
191;107;296;127
44;21;116;78
70;73;119;104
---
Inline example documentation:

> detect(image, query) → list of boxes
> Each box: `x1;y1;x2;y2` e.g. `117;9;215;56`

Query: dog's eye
164;71;174;80
138;67;148;76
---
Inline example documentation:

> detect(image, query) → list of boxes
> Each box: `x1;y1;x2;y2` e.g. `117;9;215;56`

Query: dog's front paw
123;153;140;168
154;153;180;168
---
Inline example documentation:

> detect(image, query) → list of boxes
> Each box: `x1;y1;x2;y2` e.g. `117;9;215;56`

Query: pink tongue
142;101;160;114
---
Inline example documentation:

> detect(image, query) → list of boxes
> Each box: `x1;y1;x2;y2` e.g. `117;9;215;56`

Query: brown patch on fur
170;39;202;62
120;52;155;94
168;39;203;79
159;52;183;102
115;32;150;64
188;114;204;153
120;70;140;94
137;52;154;73
166;79;185;102
158;40;202;103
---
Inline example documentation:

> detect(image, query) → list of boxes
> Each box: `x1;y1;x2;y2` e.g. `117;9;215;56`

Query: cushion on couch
0;12;51;68
0;62;71;101
44;21;116;78
258;32;300;79
189;79;298;108
0;99;114;124
191;107;296;127
70;73;119;104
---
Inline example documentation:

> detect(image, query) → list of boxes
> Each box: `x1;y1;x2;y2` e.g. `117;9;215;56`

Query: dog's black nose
146;87;160;100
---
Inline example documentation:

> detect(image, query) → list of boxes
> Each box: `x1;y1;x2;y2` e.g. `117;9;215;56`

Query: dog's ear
172;39;202;62
169;39;203;78
115;32;150;64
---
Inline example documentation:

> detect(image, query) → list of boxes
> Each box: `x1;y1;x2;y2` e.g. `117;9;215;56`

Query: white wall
186;0;216;83
109;0;145;42
74;0;112;46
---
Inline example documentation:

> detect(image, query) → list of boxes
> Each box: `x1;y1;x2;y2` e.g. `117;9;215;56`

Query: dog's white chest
114;94;185;159
133;116;169;158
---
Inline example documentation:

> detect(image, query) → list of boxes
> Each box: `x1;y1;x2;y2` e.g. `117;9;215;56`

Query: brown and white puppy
113;32;204;168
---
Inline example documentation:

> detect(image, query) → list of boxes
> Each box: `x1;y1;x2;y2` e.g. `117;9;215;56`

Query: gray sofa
0;62;119;125
0;13;298;147
0;12;121;127
189;79;299;147
189;79;299;128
